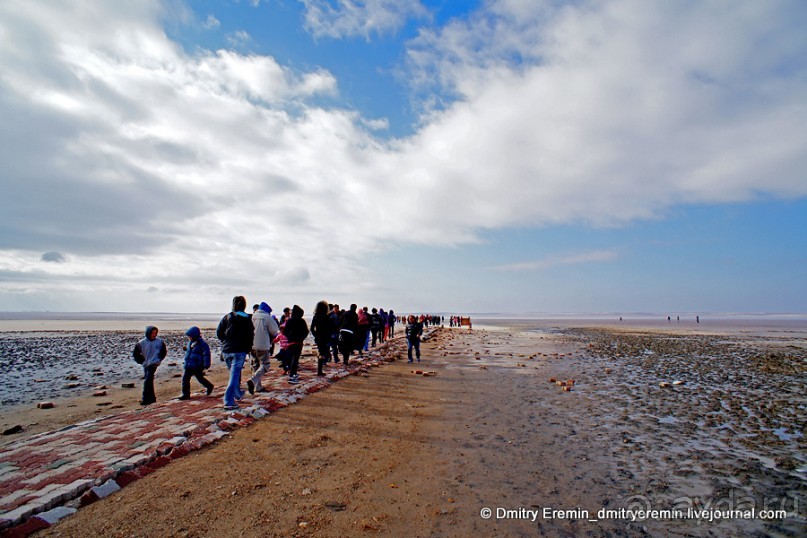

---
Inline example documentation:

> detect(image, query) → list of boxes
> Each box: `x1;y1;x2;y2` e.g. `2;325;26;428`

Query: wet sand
1;321;805;536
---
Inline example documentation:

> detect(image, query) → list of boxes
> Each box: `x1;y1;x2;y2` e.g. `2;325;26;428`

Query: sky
0;0;806;315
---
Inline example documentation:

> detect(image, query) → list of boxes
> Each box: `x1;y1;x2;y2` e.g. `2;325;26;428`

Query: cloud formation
0;0;805;311
494;250;618;272
300;0;428;40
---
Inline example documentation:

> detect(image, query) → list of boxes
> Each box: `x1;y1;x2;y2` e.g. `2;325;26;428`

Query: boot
317;359;325;376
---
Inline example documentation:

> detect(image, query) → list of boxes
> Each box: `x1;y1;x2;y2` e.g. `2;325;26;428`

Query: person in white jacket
247;302;279;393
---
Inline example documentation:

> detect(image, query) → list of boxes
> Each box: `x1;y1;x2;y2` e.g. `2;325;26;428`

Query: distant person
283;305;309;384
217;296;255;410
279;307;291;326
369;307;382;347
696;315;700;324
311;300;335;376
387;309;396;338
247;302;279;394
274;323;291;374
357;306;370;355
179;326;213;400
133;325;167;406
339;304;359;365
406;315;423;363
329;304;342;362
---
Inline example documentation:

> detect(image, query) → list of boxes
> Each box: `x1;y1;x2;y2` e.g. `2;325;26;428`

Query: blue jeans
223;352;246;406
407;338;420;362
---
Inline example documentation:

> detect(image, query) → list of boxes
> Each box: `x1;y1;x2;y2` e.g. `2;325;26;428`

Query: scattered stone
659;382;671;388
2;425;23;435
301;488;312;496
65;374;79;381
121;383;135;388
93;391;107;397
672;380;685;386
37;401;55;409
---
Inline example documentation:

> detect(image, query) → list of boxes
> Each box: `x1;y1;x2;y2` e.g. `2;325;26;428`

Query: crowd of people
133;297;444;411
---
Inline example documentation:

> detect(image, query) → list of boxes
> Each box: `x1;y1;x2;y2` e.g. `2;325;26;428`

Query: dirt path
33;326;804;537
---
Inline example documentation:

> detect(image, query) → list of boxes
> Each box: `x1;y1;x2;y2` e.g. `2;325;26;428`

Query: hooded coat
184;326;211;370
133;325;167;368
252;302;279;350
283;305;309;345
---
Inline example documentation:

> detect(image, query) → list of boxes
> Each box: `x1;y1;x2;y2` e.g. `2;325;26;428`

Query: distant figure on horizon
696;315;700;324
133;325;167;406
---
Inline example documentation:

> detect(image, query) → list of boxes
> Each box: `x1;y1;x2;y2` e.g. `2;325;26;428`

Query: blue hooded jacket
184;326;211;369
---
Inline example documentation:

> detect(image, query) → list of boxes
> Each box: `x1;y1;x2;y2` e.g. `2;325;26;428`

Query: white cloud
300;0;428;40
494;250;618;272
225;29;252;48
203;14;220;29
395;0;807;234
0;0;804;312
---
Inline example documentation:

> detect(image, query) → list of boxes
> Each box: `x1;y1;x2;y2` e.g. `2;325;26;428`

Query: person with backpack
217;296;255;410
310;300;334;376
283;305;309;384
247;301;279;394
133;325;167;406
369;307;382;347
339;304;359;365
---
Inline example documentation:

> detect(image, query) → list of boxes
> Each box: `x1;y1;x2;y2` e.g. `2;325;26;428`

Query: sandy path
28;326;807;537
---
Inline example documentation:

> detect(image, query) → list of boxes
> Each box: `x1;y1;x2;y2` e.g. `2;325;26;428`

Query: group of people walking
133;297;408;411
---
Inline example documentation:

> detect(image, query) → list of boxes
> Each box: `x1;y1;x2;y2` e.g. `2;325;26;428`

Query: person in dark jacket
338;304;359;366
283;305;309;384
179;326;213;399
387;309;396;338
133;325;167;406
217;296;255;410
328;304;342;362
311;300;335;376
406;315;423;363
369;307;382;347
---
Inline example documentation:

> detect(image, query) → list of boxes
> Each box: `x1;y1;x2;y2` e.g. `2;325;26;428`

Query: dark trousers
407;338;421;362
329;335;339;362
338;331;353;364
182;366;213;397
370;328;380;347
142;365;158;404
288;343;303;376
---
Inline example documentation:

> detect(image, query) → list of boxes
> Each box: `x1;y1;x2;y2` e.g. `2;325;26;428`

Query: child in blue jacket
179;326;214;399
